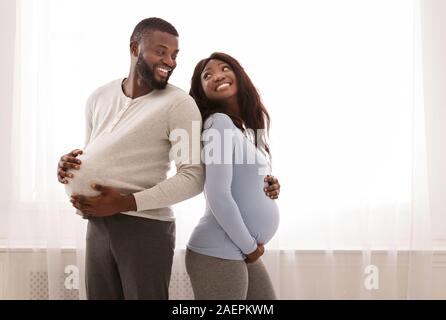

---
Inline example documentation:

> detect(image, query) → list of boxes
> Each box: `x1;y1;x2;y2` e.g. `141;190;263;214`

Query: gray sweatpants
185;249;276;300
85;214;175;300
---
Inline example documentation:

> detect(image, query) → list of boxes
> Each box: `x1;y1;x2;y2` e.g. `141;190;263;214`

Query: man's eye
156;50;164;55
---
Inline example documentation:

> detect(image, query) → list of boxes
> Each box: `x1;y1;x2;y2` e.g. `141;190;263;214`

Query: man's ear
130;41;139;58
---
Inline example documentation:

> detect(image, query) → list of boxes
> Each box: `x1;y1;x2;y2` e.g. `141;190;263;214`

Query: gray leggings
185;249;276;300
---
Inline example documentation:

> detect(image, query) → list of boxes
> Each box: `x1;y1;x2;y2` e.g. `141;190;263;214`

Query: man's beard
136;54;170;90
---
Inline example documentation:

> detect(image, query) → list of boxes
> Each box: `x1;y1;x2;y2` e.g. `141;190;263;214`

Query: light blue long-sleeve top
187;113;280;260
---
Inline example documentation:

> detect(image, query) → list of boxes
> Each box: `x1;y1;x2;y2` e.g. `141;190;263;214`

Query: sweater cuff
133;190;150;212
242;239;258;255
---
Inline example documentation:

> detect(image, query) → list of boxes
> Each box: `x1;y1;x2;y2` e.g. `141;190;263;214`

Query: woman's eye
203;73;210;80
222;66;230;71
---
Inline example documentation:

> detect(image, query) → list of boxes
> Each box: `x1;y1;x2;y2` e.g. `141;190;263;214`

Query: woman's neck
220;96;241;118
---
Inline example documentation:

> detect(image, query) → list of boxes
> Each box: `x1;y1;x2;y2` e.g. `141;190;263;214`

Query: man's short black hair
130;17;179;43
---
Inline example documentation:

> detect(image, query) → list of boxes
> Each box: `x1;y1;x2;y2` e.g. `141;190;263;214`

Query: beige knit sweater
65;79;204;221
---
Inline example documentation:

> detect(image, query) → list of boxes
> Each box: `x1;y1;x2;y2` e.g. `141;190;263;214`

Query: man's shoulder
163;84;199;114
163;83;194;103
87;79;121;103
161;84;202;124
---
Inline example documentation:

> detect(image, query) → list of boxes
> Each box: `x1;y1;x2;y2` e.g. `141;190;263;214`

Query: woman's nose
213;73;225;82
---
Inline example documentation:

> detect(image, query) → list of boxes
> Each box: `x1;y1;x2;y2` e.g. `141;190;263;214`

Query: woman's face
200;59;238;102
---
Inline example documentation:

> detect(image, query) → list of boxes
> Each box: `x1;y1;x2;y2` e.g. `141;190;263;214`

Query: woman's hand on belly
263;175;280;200
245;244;265;264
70;183;137;218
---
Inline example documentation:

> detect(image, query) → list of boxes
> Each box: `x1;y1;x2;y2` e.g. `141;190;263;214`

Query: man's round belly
64;153;105;197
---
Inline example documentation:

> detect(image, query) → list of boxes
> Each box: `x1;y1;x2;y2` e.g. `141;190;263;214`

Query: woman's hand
245;244;265;263
264;175;280;200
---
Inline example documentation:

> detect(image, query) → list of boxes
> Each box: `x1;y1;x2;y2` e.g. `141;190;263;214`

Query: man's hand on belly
70;184;137;218
57;149;83;184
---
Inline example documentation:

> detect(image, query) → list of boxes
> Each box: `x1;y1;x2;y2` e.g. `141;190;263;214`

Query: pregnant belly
64;153;106;197
239;196;280;245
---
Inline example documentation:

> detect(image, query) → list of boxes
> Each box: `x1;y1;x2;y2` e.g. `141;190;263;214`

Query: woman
186;52;280;300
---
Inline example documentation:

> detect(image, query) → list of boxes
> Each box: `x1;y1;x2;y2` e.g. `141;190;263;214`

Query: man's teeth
157;67;171;75
216;83;230;91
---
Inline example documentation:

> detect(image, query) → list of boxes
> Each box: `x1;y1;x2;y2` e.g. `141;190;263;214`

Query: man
57;17;280;300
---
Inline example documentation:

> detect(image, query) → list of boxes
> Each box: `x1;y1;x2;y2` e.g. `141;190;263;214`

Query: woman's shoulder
203;112;236;130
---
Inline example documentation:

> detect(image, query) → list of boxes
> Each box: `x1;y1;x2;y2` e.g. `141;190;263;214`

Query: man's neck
122;70;154;99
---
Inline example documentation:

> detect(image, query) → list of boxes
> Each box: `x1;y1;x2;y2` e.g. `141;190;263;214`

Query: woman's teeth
216;83;230;91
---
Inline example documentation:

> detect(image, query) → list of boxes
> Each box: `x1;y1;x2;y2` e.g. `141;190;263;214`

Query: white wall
0;0;15;239
421;0;446;246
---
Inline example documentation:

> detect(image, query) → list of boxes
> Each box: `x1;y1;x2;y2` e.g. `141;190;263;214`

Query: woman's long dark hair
189;52;271;156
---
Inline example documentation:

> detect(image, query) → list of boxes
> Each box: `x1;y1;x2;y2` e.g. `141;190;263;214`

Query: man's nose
162;56;175;68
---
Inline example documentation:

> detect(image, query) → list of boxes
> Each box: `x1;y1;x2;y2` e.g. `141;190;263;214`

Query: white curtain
1;0;444;299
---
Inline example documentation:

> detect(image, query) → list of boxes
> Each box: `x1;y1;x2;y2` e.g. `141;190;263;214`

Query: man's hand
264;175;280;200
245;244;265;264
70;184;137;218
57;149;83;184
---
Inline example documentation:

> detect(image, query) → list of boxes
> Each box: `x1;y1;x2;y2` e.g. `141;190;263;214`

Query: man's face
135;30;179;89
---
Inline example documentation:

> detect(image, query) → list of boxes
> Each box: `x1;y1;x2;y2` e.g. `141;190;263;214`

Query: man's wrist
121;194;137;212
